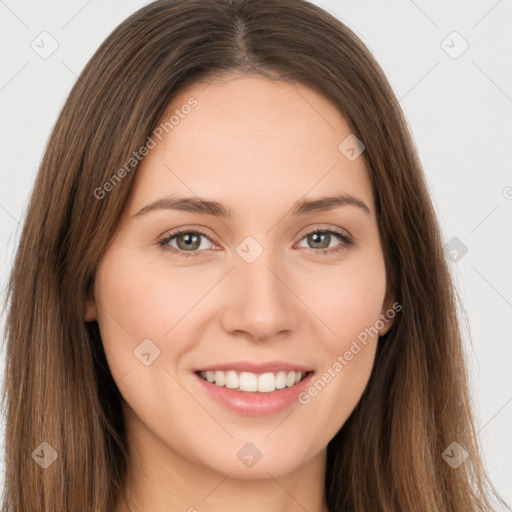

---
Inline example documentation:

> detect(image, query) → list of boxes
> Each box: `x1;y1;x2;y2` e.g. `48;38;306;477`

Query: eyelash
157;227;354;259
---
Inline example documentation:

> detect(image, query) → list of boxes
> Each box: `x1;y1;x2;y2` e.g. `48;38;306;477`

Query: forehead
127;73;374;219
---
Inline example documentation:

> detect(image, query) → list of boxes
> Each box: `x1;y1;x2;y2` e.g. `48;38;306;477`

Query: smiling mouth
196;370;313;393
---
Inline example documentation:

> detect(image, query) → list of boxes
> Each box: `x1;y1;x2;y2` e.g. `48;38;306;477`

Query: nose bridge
234;230;285;296
238;252;284;303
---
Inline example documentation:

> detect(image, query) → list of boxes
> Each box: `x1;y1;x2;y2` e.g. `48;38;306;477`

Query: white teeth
198;370;308;392
214;370;226;386
225;370;238;389
239;372;258;391
275;371;287;389
257;372;275;392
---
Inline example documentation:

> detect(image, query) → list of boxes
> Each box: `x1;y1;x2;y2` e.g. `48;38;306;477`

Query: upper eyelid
297;224;352;240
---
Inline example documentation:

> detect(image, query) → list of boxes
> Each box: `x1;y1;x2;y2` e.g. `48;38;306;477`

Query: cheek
93;247;200;380
300;252;387;347
97;237;214;319
293;253;386;429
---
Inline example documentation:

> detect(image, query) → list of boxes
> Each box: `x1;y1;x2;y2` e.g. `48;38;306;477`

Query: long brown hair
2;0;508;510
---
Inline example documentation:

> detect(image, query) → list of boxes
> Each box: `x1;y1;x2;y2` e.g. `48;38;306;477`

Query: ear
378;289;399;336
84;282;98;322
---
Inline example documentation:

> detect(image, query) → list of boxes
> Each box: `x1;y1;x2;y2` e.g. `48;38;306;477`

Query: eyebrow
132;193;372;218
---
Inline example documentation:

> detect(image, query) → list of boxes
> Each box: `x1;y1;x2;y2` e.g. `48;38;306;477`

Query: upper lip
195;360;314;374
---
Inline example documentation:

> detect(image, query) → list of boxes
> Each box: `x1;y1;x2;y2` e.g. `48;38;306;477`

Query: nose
218;253;301;342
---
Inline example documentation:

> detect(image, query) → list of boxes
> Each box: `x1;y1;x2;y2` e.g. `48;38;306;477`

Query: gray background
0;0;510;505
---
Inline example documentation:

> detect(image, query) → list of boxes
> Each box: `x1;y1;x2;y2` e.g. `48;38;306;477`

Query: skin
85;72;395;512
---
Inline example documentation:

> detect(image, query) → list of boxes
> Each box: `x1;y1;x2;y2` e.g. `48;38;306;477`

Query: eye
157;228;215;259
296;228;354;255
157;227;354;259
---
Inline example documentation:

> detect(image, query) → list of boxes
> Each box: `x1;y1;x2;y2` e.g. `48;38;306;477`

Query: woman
2;0;508;510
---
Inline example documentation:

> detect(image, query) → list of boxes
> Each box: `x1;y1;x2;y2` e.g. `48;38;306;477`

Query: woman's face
86;73;395;480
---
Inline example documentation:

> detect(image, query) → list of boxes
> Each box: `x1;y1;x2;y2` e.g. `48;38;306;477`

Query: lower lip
194;371;315;416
